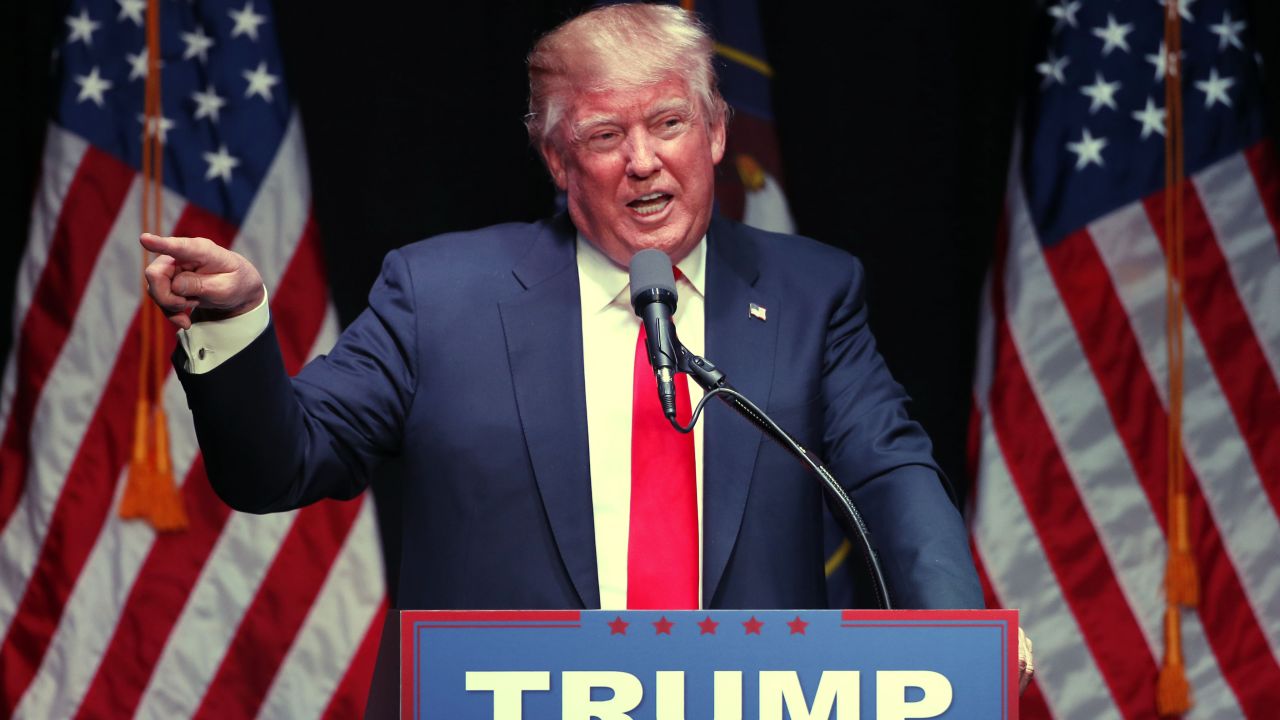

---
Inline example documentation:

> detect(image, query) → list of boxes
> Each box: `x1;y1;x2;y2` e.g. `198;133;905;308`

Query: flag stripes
972;142;1280;718
0;145;134;537
1;108;384;715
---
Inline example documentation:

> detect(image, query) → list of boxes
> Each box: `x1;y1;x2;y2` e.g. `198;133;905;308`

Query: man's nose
625;134;662;178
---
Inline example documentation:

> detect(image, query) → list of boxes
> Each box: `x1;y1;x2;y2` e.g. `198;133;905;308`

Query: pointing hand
140;233;265;329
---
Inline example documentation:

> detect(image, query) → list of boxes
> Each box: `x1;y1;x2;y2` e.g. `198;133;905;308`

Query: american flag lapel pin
749;303;767;322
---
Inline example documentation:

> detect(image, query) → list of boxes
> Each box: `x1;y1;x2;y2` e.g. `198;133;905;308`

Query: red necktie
627;323;698;609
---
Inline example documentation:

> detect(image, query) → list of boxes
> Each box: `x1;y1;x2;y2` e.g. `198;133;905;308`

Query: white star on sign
1209;11;1246;52
229;2;267;41
116;0;144;25
203;145;240;183
1145;40;1184;81
1036;51;1069;88
1131;98;1166;139
66;9;101;46
182;26;215;62
191;85;227;122
1048;0;1080;31
1091;14;1134;55
1067;128;1107;170
1080;73;1121;114
138;113;175;143
74;66;113;106
243;61;279;101
1158;0;1195;23
1195;68;1235;108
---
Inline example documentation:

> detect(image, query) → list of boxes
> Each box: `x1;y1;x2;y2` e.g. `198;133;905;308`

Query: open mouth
627;192;673;216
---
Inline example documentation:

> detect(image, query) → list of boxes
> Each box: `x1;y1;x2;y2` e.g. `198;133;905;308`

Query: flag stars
1036;51;1069;89
1080;73;1121;113
1195;68;1235;108
229;2;268;41
191;86;227;122
1067;128;1107;170
138;113;175;143
74;67;113;106
787;616;809;635
116;0;144;25
652;617;674;635
742;616;764;635
243;61;280;102
1209;12;1246;52
182;26;215;62
66;9;101;46
1158;0;1195;23
1145;40;1183;81
607;616;629;635
1132;98;1166;139
697;616;719;635
203;145;240;183
126;50;162;81
1048;0;1080;31
1091;14;1133;55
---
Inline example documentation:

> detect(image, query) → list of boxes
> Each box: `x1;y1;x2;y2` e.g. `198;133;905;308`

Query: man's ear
709;111;727;166
541;140;568;190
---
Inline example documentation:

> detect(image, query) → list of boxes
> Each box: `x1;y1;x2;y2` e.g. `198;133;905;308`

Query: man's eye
589;131;621;148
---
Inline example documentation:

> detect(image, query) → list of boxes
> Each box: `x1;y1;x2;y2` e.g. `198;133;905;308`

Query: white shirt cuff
178;290;270;374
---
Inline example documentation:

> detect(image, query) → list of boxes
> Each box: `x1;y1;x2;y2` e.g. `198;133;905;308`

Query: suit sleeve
176;249;418;513
821;256;984;609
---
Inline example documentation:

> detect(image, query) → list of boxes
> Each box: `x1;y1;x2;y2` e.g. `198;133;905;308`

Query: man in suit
141;0;1031;688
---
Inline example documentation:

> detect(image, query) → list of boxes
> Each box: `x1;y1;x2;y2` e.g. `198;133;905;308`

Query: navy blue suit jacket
178;213;982;611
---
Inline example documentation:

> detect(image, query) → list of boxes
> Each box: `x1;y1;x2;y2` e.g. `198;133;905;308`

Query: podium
378;609;1017;719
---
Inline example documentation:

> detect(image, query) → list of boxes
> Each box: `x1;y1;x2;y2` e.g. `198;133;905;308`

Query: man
142;1;1031;689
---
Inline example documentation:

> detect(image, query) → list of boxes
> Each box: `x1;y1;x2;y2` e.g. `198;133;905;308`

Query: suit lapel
499;216;600;609
702;216;779;605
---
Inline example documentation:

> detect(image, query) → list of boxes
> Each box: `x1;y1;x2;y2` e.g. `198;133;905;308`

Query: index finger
139;233;221;266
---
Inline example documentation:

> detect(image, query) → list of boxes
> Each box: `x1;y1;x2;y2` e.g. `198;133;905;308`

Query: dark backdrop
5;2;1278;599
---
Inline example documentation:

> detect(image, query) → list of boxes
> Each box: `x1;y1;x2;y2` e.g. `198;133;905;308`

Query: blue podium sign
400;609;1017;719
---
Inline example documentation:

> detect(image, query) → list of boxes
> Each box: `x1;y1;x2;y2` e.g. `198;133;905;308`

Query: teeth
629;193;670;215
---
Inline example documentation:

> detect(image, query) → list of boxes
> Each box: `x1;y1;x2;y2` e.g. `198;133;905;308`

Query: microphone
629;249;681;420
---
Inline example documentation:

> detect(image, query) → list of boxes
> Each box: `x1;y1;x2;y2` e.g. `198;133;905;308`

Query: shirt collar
576;233;706;312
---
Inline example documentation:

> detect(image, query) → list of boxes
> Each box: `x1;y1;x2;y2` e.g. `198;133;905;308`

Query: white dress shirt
178;235;708;610
576;234;706;610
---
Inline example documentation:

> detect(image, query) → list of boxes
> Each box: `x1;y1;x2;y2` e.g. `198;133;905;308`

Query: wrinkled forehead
555;73;700;140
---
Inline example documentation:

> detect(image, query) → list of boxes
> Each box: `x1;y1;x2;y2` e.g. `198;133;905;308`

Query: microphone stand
677;347;894;610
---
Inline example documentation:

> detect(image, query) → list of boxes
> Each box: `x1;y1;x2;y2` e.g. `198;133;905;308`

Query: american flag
970;0;1280;718
0;1;384;717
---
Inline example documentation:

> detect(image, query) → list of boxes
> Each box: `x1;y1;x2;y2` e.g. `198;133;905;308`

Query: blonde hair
526;3;727;150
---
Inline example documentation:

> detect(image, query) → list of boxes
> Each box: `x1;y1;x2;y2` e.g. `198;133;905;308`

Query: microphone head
629;249;677;310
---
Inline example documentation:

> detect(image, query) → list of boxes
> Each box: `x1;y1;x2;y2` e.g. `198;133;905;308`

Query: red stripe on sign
73;214;330;718
988;317;1159;719
321;602;386;720
0;204;236;716
1045;228;1280;716
1143;186;1280;519
72;458;228;719
0;147;134;534
1243;140;1280;252
192;498;363;720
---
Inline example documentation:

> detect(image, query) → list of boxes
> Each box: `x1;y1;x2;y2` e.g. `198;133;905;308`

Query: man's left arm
819;255;984;610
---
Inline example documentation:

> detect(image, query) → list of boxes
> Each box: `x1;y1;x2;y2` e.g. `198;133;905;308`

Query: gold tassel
118;0;187;533
1157;607;1192;716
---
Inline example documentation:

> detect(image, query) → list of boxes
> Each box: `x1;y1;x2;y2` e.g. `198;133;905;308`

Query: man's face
542;76;726;267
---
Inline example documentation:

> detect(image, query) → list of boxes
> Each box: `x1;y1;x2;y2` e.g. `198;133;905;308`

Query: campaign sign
400;609;1017;719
